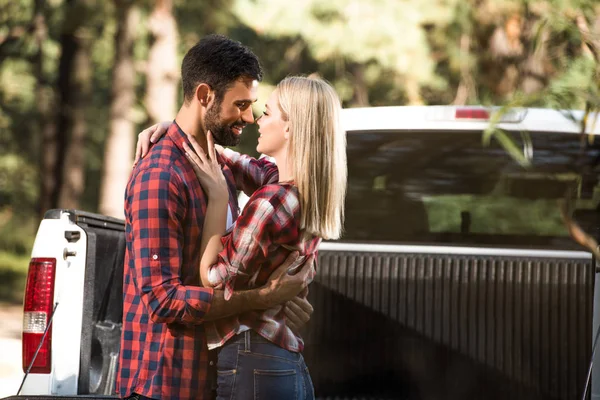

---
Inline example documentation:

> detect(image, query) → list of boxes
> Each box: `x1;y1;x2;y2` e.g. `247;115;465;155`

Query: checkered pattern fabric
220;147;279;195
117;122;239;400
204;181;320;353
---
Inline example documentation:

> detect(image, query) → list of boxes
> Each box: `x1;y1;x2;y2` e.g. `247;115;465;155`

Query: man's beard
205;99;242;146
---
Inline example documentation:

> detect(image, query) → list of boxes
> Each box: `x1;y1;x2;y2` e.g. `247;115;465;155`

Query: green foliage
0;203;37;302
545;56;597;110
232;0;456;104
0;250;29;303
0;0;597;261
423;194;568;235
0;52;38;156
0;154;39;212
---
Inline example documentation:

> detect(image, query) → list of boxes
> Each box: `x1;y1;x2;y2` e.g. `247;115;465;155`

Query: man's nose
242;107;254;124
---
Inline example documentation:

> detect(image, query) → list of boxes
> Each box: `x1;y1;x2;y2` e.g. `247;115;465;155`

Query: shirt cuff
184;286;214;323
221;147;239;163
224;281;235;301
211;264;236;301
206;267;225;289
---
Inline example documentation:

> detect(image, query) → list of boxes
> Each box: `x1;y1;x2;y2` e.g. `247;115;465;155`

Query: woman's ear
284;123;291;140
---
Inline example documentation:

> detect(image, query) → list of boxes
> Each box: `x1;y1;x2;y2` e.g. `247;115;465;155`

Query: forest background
1;0;599;301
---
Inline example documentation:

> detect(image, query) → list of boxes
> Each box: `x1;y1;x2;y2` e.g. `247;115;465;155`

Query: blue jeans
216;330;315;400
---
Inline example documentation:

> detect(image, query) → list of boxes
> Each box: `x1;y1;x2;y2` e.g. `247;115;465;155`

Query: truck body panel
21;214;87;395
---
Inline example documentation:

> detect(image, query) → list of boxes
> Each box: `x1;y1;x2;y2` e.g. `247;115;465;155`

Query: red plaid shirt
118;122;240;400
219;148;279;198
204;150;320;352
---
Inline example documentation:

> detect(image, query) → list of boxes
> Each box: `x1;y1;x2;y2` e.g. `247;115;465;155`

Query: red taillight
22;258;56;374
455;108;490;120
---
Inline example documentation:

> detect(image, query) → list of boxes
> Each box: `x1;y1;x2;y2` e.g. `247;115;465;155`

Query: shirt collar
166;120;190;155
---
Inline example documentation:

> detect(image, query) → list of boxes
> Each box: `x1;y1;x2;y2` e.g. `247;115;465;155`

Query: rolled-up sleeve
129;167;213;324
220;148;279;196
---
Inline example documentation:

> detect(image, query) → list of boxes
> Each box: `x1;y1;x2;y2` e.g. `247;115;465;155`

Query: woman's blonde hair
276;76;347;240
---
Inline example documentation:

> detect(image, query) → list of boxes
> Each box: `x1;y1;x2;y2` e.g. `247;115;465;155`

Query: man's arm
129;166;215;324
202;251;314;321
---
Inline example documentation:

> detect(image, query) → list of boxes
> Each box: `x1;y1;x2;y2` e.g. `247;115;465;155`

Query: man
119;34;313;400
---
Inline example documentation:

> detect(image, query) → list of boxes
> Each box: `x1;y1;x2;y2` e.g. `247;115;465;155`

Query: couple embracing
117;34;347;400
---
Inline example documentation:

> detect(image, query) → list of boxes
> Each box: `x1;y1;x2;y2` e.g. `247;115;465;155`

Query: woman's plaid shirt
204;149;320;353
117;123;240;400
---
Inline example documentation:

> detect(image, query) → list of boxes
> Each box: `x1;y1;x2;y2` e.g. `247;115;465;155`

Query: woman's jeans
216;330;315;400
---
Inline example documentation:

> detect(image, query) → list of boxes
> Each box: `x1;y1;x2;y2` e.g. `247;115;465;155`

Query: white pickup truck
5;106;600;400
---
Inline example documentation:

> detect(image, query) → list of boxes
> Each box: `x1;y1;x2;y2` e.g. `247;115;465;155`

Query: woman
141;76;346;400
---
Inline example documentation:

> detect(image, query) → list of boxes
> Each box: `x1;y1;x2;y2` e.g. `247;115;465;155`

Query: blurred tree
145;0;178;123
0;2;35;65
232;0;456;106
428;0;599;107
54;0;96;210
450;1;478;105
99;0;139;218
0;0;47;220
0;0;598;230
34;0;59;219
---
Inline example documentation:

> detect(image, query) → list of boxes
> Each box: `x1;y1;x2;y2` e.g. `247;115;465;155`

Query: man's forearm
202;287;270;321
201;251;312;322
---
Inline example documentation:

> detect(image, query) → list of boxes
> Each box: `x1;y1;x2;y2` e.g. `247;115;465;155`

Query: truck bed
305;244;594;399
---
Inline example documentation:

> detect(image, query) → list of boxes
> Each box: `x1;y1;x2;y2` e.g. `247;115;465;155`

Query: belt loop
244;330;251;352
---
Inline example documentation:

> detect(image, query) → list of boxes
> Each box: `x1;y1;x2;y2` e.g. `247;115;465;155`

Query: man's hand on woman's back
262;251;315;332
285;296;314;335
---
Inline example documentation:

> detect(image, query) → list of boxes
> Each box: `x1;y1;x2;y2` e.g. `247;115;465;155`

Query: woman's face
256;89;289;158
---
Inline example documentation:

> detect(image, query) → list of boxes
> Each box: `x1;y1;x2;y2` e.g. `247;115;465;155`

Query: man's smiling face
205;77;258;146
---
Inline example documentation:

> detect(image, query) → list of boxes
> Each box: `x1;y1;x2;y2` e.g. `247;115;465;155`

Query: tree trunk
145;0;179;124
487;14;524;99
519;17;549;95
405;77;424;105
33;0;58;219
99;0;139;218
453;33;476;105
350;63;370;107
284;40;305;75
576;10;600;63
53;0;94;210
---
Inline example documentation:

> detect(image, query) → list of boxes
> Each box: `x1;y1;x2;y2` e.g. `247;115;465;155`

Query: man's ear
195;83;213;107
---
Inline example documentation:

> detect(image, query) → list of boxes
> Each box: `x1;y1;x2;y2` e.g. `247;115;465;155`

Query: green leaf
490;128;531;167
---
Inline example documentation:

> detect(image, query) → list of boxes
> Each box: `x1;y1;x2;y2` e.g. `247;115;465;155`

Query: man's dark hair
181;34;263;104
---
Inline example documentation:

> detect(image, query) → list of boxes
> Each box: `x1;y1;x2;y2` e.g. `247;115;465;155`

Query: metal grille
305;250;594;400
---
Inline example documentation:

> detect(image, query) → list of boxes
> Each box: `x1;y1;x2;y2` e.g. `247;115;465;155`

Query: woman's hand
183;131;229;201
133;121;170;166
